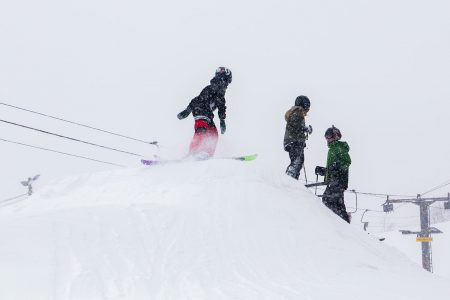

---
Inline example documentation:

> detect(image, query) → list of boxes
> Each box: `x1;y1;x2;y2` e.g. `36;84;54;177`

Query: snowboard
141;154;257;166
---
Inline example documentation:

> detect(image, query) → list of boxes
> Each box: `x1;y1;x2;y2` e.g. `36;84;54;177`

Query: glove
315;166;326;176
177;109;190;120
304;125;313;134
220;119;226;134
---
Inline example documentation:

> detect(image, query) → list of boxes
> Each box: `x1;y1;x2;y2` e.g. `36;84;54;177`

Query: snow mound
0;160;447;300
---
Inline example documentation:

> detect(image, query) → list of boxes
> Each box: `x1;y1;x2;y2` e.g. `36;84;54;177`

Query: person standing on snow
177;67;232;158
283;95;313;179
315;126;351;223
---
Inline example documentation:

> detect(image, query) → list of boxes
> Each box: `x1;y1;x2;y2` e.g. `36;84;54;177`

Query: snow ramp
0;160;447;300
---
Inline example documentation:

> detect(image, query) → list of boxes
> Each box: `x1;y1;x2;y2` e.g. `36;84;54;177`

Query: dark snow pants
322;180;350;223
285;141;305;180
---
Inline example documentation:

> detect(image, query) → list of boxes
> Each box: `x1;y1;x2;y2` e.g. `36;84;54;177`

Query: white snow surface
384;221;450;279
0;160;448;300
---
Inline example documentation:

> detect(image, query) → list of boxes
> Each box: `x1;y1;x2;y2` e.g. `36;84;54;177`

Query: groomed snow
0;160;447;299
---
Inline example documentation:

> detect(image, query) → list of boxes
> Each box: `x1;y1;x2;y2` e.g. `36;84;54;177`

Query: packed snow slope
0;160;447;300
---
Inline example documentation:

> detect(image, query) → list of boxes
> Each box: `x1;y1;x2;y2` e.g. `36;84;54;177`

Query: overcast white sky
1;0;450;220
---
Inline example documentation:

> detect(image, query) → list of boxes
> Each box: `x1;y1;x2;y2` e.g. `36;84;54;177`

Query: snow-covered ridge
0;160;447;299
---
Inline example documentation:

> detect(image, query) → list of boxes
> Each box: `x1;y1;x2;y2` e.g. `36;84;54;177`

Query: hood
285;106;307;121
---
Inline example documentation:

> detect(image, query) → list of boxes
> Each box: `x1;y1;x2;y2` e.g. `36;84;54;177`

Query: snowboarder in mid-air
315;126;351;223
283;95;313;179
177;67;232;159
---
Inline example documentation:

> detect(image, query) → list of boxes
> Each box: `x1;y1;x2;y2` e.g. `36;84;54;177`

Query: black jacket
186;77;228;124
283;106;308;149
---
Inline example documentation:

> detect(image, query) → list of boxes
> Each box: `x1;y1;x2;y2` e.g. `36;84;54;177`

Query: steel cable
0;138;125;167
0;119;143;157
0;102;158;146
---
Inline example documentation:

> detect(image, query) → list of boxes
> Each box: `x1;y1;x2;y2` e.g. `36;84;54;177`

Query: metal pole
315;174;318;195
389;194;448;273
303;163;308;185
419;201;432;272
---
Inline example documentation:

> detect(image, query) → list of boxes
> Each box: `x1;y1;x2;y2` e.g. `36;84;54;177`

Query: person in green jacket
315;126;351;223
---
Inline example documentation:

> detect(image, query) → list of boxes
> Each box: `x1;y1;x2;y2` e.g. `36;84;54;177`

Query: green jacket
325;140;351;182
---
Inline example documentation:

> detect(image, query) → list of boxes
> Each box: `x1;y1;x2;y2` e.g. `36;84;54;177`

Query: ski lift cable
300;178;414;199
0;102;158;146
346;207;385;213
347;207;420;220
348;190;415;198
422;180;450;196
429;204;450;211
0;119;144;157
421;179;450;196
357;213;419;219
367;223;421;228
347;191;385;198
0;138;126;167
0;193;27;205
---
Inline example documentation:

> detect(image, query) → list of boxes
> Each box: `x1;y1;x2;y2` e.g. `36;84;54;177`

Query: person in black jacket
177;67;232;158
283;96;312;179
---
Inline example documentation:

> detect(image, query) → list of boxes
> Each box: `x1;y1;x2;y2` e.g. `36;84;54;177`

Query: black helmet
324;125;342;142
215;67;232;84
295;95;310;110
